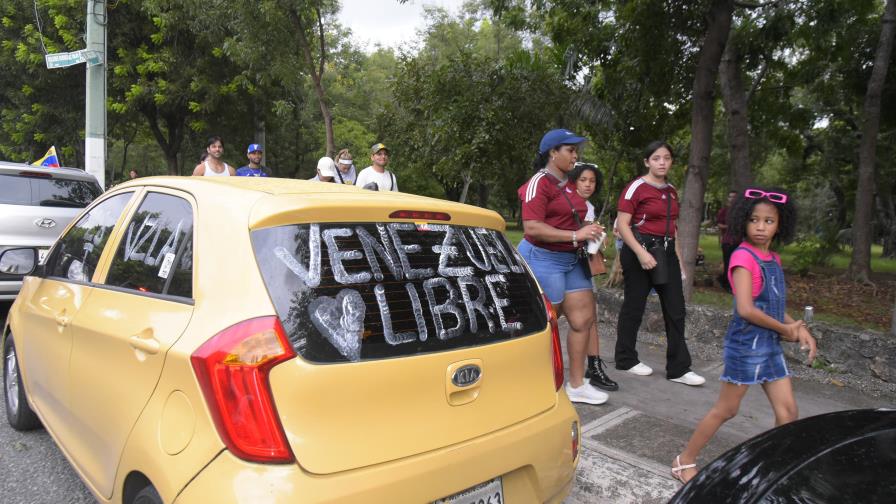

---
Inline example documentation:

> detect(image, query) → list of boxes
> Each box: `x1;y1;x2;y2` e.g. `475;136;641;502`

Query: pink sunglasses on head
744;188;787;204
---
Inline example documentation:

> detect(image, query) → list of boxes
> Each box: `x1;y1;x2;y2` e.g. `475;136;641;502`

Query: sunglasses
744;188;787;204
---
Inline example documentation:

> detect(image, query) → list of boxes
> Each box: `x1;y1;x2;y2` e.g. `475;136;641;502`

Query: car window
105;192;194;298
34;178;102;208
45;192;133;282
0;175;32;204
252;222;547;363
0;174;100;207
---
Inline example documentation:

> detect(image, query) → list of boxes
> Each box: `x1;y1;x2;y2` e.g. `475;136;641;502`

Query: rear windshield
252;222;547;363
0;174;101;207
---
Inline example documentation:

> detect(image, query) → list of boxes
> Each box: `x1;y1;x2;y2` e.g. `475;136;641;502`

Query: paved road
1;301;892;503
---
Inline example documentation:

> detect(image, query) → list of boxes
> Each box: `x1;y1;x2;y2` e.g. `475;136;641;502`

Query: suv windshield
0;174;101;207
252;222;547;363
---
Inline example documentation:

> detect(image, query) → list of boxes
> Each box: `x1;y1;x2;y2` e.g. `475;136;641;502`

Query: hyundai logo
34;218;56;229
452;365;481;387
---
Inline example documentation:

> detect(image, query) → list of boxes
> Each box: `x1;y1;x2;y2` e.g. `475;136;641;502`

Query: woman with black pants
614;141;705;386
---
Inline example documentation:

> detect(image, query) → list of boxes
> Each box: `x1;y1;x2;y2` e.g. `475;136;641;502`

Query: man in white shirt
355;143;398;191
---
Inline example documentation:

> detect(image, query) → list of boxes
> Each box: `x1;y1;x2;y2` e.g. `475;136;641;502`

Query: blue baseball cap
539;129;587;154
247;143;263;154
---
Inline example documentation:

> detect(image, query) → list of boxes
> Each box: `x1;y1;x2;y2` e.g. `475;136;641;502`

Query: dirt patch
694;269;896;332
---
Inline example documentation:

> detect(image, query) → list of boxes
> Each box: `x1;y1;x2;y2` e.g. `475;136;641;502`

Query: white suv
0;161;101;300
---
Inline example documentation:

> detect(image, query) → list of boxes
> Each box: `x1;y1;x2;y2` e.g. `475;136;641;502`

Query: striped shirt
518;170;586;252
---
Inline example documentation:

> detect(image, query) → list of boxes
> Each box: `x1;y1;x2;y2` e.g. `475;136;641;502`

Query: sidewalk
561;320;893;503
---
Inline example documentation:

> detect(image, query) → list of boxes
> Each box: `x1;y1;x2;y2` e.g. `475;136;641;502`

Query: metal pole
85;0;106;187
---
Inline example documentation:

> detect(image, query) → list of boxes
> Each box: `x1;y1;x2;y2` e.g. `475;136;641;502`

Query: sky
338;0;467;51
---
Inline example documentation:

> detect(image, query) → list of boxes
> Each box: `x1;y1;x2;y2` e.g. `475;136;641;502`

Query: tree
849;0;896;284
0;0;88;166
679;0;734;300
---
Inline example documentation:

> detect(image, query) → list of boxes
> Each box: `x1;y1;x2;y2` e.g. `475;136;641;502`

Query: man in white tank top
192;136;235;176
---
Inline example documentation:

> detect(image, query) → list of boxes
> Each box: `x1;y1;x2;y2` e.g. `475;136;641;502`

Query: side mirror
0;248;37;276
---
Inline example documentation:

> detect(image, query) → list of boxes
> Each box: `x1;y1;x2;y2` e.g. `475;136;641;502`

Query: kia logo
34;218;56;229
452;365;481;387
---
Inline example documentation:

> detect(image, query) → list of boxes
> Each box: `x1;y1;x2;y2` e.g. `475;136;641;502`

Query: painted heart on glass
308;289;365;361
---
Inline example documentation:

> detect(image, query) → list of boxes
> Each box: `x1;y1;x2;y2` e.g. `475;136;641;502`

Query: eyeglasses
744;188;787;203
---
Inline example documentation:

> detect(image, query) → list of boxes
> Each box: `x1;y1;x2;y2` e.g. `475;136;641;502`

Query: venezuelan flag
32;146;60;168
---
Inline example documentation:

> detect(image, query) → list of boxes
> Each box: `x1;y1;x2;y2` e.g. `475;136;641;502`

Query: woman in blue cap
517;129;614;406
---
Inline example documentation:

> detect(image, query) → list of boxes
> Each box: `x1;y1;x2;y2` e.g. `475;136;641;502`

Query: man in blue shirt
236;144;271;177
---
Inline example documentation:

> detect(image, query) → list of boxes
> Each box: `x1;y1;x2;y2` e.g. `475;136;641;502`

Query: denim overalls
720;247;791;385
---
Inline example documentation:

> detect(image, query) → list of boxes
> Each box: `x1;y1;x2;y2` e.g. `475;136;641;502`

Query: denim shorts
518;239;593;304
720;330;790;385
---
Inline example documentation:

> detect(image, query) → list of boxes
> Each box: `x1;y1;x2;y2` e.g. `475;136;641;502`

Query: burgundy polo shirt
519;170;586;252
617;177;679;237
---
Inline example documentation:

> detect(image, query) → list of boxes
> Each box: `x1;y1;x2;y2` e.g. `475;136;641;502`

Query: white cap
316;157;337;178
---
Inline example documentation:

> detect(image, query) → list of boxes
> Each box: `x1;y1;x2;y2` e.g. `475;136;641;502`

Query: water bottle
803;306;814;323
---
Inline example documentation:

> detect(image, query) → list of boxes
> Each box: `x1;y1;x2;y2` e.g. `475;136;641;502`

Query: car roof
0;160;100;183
113;176;507;230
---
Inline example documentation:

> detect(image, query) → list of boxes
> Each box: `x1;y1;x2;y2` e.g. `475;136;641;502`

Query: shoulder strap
664;192;671;239
560;189;584;226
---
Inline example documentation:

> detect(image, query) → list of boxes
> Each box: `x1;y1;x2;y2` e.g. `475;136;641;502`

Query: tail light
191;316;296;463
544;294;564;391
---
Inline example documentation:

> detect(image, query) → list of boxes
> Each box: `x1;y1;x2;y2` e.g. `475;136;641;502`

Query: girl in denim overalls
671;187;817;484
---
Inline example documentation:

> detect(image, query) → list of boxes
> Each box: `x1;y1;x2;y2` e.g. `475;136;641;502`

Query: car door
14;192;135;440
65;190;195;499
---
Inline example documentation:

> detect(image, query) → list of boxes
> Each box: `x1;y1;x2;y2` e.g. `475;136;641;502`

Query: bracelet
572;231;578;247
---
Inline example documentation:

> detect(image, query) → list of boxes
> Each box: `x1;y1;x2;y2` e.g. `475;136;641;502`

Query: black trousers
614;242;692;379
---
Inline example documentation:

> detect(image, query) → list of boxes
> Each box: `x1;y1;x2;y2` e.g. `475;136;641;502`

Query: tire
4;335;41;430
133;485;163;504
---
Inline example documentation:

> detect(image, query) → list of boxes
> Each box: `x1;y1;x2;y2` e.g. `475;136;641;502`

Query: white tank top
203;160;231;176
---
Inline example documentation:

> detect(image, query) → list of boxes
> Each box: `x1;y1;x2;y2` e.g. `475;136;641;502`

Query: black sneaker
588;357;619;391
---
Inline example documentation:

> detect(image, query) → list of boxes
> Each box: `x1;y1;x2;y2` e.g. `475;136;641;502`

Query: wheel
4;335;41;430
133;485;163;504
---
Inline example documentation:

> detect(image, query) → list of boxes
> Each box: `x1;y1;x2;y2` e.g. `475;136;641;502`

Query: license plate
38;248;49;264
434;477;503;504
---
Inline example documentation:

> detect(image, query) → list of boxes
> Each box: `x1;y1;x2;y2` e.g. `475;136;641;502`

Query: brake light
388;210;451;221
543;294;564;391
191;316;296;463
18;171;53;178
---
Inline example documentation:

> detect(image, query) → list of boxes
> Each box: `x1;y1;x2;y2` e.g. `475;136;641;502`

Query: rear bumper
174;397;578;503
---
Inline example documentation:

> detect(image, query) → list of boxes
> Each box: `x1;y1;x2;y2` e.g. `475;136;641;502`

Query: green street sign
45;49;103;69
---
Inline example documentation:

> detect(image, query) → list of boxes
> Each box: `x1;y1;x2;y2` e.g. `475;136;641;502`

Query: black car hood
669;408;896;503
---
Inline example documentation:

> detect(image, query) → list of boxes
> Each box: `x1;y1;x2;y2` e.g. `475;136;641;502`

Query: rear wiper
39;199;83;208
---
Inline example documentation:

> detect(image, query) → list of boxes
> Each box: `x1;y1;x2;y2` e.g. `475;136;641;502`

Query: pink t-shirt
728;242;782;299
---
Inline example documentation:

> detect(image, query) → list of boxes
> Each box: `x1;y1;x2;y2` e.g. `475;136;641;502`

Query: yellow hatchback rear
178;185;579;502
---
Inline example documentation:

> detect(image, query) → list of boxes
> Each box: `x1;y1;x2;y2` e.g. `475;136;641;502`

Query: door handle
129;334;160;355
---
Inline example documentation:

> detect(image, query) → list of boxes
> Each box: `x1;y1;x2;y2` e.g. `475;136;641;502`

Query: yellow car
2;177;579;503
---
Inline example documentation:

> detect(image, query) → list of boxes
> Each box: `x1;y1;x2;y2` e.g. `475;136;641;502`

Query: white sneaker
565;382;609;405
626;362;653;376
669;371;706;386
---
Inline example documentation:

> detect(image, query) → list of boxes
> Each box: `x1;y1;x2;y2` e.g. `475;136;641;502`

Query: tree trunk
288;6;335;157
477;182;490;208
679;0;734;302
719;29;753;192
458;173;472;204
851;0;896;284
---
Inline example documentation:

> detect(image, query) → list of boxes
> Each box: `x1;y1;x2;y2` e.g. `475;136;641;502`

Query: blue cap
539;129;587;154
247;143;263;154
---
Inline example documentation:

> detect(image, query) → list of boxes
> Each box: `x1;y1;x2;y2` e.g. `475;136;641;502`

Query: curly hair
570;162;603;197
727;187;797;247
